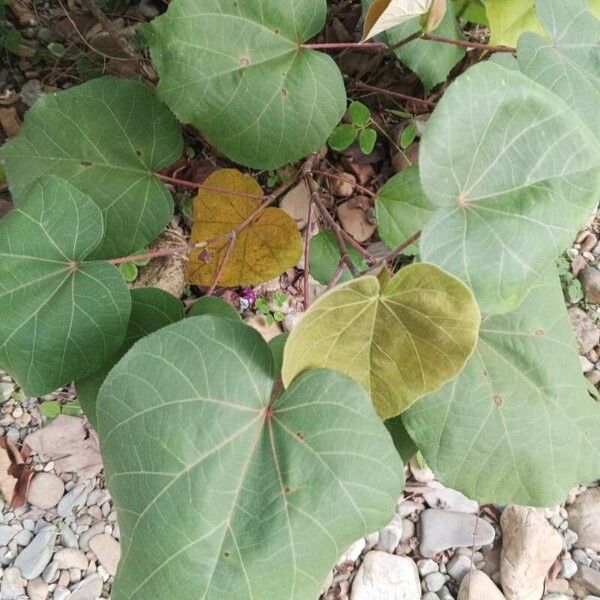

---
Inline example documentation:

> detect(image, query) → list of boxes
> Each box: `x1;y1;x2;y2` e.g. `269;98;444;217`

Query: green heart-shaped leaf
403;266;600;506
282;263;481;419
376;165;435;256
98;316;403;600
419;62;600;315
77;287;184;427
518;0;600;141
0;176;131;396
146;0;346;169
0;77;183;258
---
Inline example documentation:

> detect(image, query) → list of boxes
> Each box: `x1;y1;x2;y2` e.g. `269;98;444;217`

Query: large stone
53;548;88;570
422;482;478;514
458;570;506;600
89;534;121;576
500;506;562;600
27;472;64;510
26;577;49;600
419;509;496;557
568;488;600;551
350;551;421;600
568;306;600;354
13;525;57;580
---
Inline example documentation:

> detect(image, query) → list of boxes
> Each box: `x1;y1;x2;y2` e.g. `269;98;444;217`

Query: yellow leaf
186;169;303;287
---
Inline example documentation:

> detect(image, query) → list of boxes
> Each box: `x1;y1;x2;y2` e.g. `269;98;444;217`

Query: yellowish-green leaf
282;263;480;419
186;170;303;287
363;0;435;39
486;0;600;46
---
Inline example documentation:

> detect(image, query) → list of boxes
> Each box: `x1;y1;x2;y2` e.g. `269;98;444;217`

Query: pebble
19;79;43;106
1;566;25;599
27;472;65;510
338;538;366;565
574;565;600;595
57;485;89;519
418;559;439;577
0;525;18;545
69;574;103;600
26;577;49;600
376;515;403;553
89;534;120;576
279;181;311;230
15;528;34;546
79;523;105;552
423;572;446;592
350;552;421;600
54;548;88;571
53;586;70;600
574;549;592;566
559;558;578;579
14;525;57;579
447;553;473;582
59;526;79;549
138;0;160;18
422;594;439;600
419;509;496;557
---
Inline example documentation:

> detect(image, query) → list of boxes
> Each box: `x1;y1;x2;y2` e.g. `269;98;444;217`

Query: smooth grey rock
0;525;18;546
422;594;438;600
57;485;89;518
53;587;70;600
448;554;473;582
351;551;421;600
14;529;33;546
423;483;478;514
418;558;439;577
424;572;446;592
13;525;57;580
377;515;403;553
419;509;495;557
59;526;78;550
69;574;103;600
500;506;562;600
559;558;578;579
1;567;25;599
573;549;592;566
568;488;600;552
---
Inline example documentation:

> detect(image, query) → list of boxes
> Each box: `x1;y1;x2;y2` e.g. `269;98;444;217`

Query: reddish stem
303;193;315;310
422;33;516;53
301;42;387;50
309;169;376;198
206;232;237;295
156;173;267;200
355;82;436;109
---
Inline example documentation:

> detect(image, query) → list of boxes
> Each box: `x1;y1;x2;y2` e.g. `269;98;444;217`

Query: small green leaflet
283;264;480;419
403;266;600;506
0;176;131;396
518;0;600;142
310;229;369;285
98;316;403;600
77;287;184;428
419;62;600;315
0;77;183;258
147;0;346;170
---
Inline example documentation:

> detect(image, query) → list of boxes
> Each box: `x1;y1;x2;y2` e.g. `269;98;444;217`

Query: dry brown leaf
0;107;21;138
186;169;303;287
0;436;31;507
24;415;102;480
363;0;433;40
424;0;447;31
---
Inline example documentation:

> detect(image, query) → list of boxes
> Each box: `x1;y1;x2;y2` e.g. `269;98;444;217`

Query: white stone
69;574;103;600
458;570;506;600
1;567;25;599
53;548;88;571
26;577;49;600
568;488;600;552
447;554;473;582
13;525;57;580
422;482;478;514
351;551;421;600
337;538;366;566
